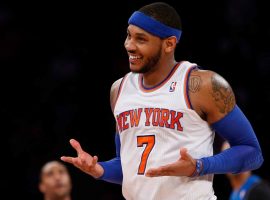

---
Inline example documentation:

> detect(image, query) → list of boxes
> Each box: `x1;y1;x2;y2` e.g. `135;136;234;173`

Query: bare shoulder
110;77;123;112
189;69;236;123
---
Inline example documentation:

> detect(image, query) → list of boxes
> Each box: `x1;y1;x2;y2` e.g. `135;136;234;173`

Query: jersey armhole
184;65;199;110
114;73;129;112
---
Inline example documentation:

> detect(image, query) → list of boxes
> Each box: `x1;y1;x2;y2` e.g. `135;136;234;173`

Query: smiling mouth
129;55;142;63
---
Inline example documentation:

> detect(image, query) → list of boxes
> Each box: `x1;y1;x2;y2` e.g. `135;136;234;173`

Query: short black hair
138;2;182;30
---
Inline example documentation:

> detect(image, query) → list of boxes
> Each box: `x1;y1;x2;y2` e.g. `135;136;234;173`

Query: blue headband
128;11;182;42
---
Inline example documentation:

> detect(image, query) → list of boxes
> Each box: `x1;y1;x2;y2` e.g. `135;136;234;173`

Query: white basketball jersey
114;61;217;200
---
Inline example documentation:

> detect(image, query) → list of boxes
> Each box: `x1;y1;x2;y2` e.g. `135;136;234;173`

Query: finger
180;148;192;161
145;165;174;177
146;168;165;177
85;155;97;168
69;139;84;155
73;157;83;167
92;156;98;166
145;168;158;177
80;153;87;165
60;156;75;164
180;147;187;154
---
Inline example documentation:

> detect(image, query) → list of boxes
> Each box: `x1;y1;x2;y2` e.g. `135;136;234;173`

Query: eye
126;31;131;39
137;37;147;43
46;171;53;177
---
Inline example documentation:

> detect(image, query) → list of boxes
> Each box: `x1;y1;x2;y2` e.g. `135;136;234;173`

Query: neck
229;172;251;190
142;57;177;88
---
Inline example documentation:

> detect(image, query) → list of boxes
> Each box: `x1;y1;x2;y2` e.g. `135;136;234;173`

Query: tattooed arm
146;69;263;178
188;69;236;124
187;69;263;175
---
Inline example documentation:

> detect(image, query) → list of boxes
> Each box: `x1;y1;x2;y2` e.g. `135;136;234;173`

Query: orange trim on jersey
184;65;197;109
138;62;182;93
114;73;129;109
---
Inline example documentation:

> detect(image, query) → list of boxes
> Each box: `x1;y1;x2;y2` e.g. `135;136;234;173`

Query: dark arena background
1;1;269;199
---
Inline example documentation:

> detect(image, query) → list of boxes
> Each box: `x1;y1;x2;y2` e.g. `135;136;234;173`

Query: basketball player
39;161;72;200
60;2;263;199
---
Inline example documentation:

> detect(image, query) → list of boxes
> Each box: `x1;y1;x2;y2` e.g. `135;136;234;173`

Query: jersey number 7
137;135;155;175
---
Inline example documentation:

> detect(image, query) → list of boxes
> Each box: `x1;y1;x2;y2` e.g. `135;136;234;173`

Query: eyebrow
127;28;148;37
135;32;148;37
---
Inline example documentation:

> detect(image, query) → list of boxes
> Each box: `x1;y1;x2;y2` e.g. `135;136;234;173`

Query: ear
164;36;177;53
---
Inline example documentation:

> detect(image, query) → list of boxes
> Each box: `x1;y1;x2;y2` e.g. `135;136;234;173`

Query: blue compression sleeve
200;105;263;175
98;133;123;184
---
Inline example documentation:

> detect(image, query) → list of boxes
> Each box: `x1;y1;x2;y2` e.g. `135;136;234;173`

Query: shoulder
188;69;236;123
110;77;124;112
189;69;232;93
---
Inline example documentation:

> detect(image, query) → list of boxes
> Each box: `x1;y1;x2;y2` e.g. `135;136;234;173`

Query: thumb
180;148;192;161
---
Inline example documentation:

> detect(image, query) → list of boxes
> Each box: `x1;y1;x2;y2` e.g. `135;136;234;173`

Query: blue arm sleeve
98;133;123;184
200;105;264;175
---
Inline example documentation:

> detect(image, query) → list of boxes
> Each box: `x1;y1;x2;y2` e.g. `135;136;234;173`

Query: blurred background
1;0;269;199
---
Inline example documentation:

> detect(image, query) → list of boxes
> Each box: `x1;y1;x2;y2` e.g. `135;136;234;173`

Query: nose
124;38;136;52
54;173;62;180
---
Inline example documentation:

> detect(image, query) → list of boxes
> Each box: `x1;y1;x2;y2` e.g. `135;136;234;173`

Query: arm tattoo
189;75;201;93
211;74;235;114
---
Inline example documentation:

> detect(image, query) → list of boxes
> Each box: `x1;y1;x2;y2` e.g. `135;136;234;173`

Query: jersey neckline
138;61;182;93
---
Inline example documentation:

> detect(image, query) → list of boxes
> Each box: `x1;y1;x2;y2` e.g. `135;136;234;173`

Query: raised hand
145;148;196;177
61;139;104;178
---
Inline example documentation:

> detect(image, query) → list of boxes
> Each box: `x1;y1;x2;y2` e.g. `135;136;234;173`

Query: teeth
129;55;141;59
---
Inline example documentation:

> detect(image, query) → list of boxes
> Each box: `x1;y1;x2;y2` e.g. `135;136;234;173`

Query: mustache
127;50;136;54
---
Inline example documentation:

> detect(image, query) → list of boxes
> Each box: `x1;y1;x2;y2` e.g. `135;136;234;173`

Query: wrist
189;159;203;177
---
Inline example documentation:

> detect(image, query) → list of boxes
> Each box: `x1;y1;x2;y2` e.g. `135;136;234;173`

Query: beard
131;46;162;74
